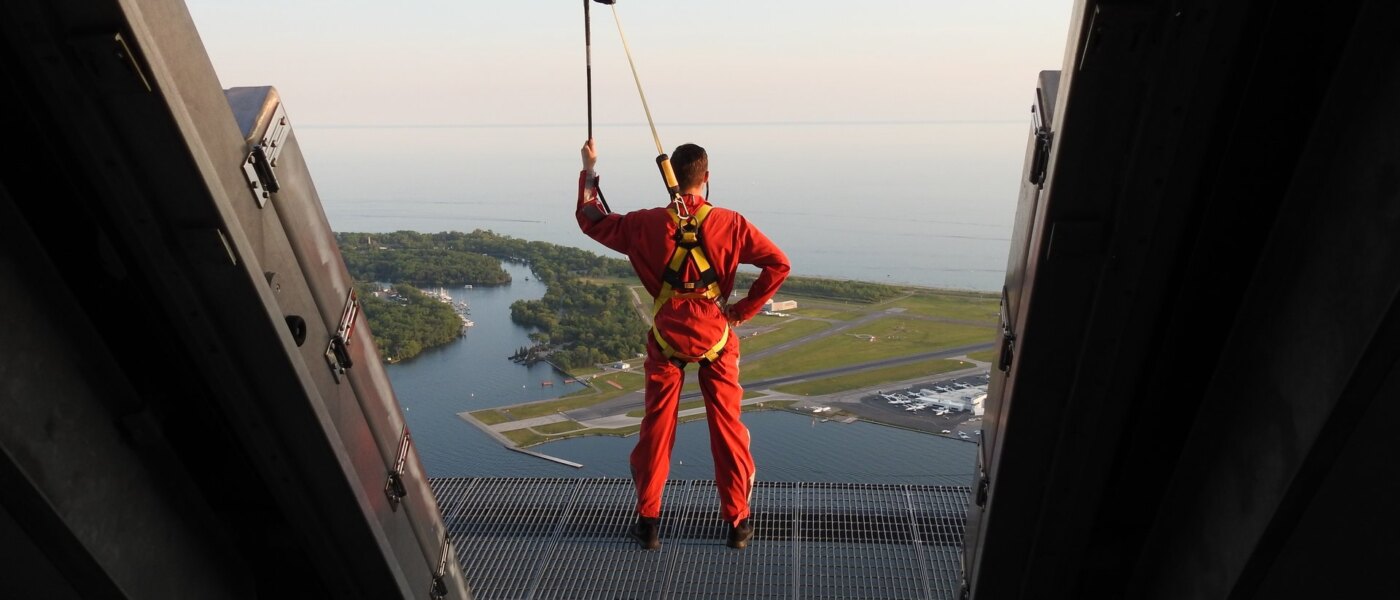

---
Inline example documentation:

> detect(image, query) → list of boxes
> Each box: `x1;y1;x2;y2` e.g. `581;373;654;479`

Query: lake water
299;121;1025;291
308;122;1016;485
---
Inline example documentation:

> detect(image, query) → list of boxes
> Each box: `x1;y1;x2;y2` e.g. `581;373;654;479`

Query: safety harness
651;203;729;364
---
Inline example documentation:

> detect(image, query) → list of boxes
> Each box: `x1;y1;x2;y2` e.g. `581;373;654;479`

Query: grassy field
560;372;644;399
578;276;641;286
471;409;511;425
502;428;545;447
966;349;998;363
771;293;871;320
739;318;832;353
534;420;585;434
505;373;643;419
771;358;971;396
788;306;861;320
577;425;642;438
501;422;643;447
885;292;1000;324
746;314;786;327
740;318;996;382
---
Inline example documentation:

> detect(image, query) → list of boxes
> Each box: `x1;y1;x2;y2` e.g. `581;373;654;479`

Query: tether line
610;4;665;155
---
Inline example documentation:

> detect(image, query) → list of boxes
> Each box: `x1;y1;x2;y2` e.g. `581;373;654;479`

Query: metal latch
324;289;359;383
241;102;290;207
997;287;1015;373
430;534;451;599
1029;102;1052;185
384;426;411;511
976;472;991;508
999;328;1016;373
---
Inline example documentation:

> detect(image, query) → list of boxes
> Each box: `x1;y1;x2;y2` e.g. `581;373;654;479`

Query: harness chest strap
651;203;729;363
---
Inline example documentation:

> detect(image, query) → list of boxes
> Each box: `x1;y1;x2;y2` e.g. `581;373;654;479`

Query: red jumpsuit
576;170;790;526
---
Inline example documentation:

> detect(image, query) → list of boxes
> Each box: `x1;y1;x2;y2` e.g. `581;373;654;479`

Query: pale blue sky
184;1;1074;126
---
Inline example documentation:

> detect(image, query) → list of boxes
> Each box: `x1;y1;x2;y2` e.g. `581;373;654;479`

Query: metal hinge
976;472;991;508
241;102;290;207
430;534;451;599
324;289;359;383
384;426;411;511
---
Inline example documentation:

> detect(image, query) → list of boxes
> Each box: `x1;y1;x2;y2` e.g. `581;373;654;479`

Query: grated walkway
429;478;970;600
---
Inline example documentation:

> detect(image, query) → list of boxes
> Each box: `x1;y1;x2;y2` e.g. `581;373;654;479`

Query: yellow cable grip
656;154;680;197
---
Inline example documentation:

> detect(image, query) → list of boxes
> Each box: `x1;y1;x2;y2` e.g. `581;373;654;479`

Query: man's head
671;143;708;192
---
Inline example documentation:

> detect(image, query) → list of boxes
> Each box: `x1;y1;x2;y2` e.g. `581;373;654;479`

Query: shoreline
456;410;584;468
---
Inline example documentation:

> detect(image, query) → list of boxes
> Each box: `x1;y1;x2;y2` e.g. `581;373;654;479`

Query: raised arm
576;139;632;254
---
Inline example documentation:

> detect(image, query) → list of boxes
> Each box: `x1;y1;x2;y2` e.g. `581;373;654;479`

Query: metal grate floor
429;478;970;600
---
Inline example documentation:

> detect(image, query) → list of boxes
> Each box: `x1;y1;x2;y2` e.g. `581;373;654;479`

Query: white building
763;299;798;312
917;390;973;412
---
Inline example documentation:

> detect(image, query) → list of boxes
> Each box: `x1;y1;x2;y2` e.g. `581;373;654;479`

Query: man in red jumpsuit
576;139;790;550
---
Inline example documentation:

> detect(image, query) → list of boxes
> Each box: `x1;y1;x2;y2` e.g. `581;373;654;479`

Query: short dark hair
671;143;708;190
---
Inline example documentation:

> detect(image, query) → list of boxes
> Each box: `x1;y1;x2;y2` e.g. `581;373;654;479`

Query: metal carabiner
671;194;691;219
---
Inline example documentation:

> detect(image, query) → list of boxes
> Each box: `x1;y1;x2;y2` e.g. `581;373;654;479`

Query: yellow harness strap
651;204;728;363
651;324;729;363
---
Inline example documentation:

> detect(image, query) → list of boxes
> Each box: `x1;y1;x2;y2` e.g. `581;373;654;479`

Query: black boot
726;518;754;549
629;516;661;550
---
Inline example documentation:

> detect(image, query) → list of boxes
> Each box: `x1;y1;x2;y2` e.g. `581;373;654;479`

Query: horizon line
298;119;1026;130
